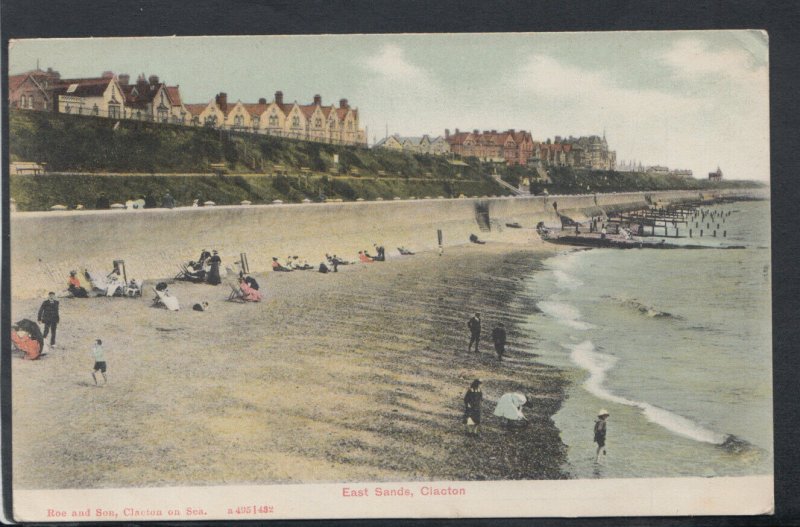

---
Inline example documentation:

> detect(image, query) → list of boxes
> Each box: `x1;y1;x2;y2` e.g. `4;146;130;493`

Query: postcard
5;31;772;521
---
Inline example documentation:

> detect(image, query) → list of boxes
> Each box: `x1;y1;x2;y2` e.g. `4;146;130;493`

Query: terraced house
9;68;367;147
182;90;365;146
445;128;533;165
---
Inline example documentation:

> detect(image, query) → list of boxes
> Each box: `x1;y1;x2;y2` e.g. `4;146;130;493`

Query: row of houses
444;129;535;166
373;127;617;170
9;68;367;146
534;135;616;170
372;134;449;155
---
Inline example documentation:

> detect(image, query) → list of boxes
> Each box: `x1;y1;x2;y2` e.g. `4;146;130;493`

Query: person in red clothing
11;325;42;360
67;271;89;298
358;251;374;263
271;257;291;272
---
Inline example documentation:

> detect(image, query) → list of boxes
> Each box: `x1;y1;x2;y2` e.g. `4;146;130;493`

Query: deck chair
152;287;180;311
175;263;190;280
227;282;245;302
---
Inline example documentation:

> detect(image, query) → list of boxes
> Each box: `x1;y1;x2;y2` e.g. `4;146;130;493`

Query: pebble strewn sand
12;243;567;489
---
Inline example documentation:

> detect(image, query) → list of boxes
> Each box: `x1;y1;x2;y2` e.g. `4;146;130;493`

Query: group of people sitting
178;249;222;285
72;268;141;298
271;256;314;272
357;244;386;263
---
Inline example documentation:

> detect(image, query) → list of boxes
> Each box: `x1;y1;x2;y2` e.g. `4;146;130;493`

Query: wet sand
12;243;568;489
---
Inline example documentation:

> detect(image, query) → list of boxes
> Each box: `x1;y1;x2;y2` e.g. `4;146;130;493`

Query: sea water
520;200;772;479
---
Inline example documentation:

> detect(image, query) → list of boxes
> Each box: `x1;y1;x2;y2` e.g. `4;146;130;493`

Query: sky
9;31;770;181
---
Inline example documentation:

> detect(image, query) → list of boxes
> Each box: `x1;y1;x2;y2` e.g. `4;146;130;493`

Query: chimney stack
102;70;114;79
509;129;515;133
118;74;130;85
473;129;479;134
455;128;460;134
445;129;450;139
313;94;322;106
275;91;283;105
216;92;228;113
148;74;159;85
339;98;348;109
258;97;267;105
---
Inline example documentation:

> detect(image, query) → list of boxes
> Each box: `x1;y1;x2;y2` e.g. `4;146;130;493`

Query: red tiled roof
184;103;209;116
322;105;337;119
299;104;317;119
446;132;472;146
166;86;182;107
336;107;350;120
241;103;269;117
9;74;29;92
276;103;294;115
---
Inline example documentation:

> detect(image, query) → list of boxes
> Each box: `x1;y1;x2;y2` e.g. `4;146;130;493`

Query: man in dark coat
37;292;60;347
467;313;481;353
491;322;507;360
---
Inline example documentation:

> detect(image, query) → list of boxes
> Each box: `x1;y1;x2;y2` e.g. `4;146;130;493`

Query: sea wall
9;188;766;299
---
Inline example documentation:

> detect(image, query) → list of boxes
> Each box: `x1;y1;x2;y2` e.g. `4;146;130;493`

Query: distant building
444;128;533;165
11;66;367;147
374;134;450;155
646;165;670;175
9;67;60;111
120;74;174;122
184;91;365;146
708;166;723;181
531;133;616;170
50;71;125;119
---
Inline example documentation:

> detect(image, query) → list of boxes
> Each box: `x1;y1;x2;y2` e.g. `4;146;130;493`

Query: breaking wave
569;340;729;445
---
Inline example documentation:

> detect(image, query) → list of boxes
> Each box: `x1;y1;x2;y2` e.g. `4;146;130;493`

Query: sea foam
538;301;595;330
569;340;728;445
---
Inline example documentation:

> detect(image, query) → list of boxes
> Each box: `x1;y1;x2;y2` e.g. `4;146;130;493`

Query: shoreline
12;242;571;489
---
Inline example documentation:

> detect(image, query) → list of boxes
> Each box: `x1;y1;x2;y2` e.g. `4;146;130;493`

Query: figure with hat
207;250;222;285
594;409;610;462
463;379;483;436
493;392;534;428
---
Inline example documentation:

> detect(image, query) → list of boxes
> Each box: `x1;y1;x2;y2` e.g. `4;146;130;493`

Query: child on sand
463;379;483;436
594;409;609;462
91;339;107;386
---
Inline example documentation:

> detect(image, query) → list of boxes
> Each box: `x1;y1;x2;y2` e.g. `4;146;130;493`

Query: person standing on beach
467;313;481;354
207;250;222;285
463;379;483;436
491;322;507;360
594;409;609;462
91;339;107;386
37;292;60;348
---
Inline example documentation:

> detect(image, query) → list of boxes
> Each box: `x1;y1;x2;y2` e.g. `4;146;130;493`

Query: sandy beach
11;242;569;489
